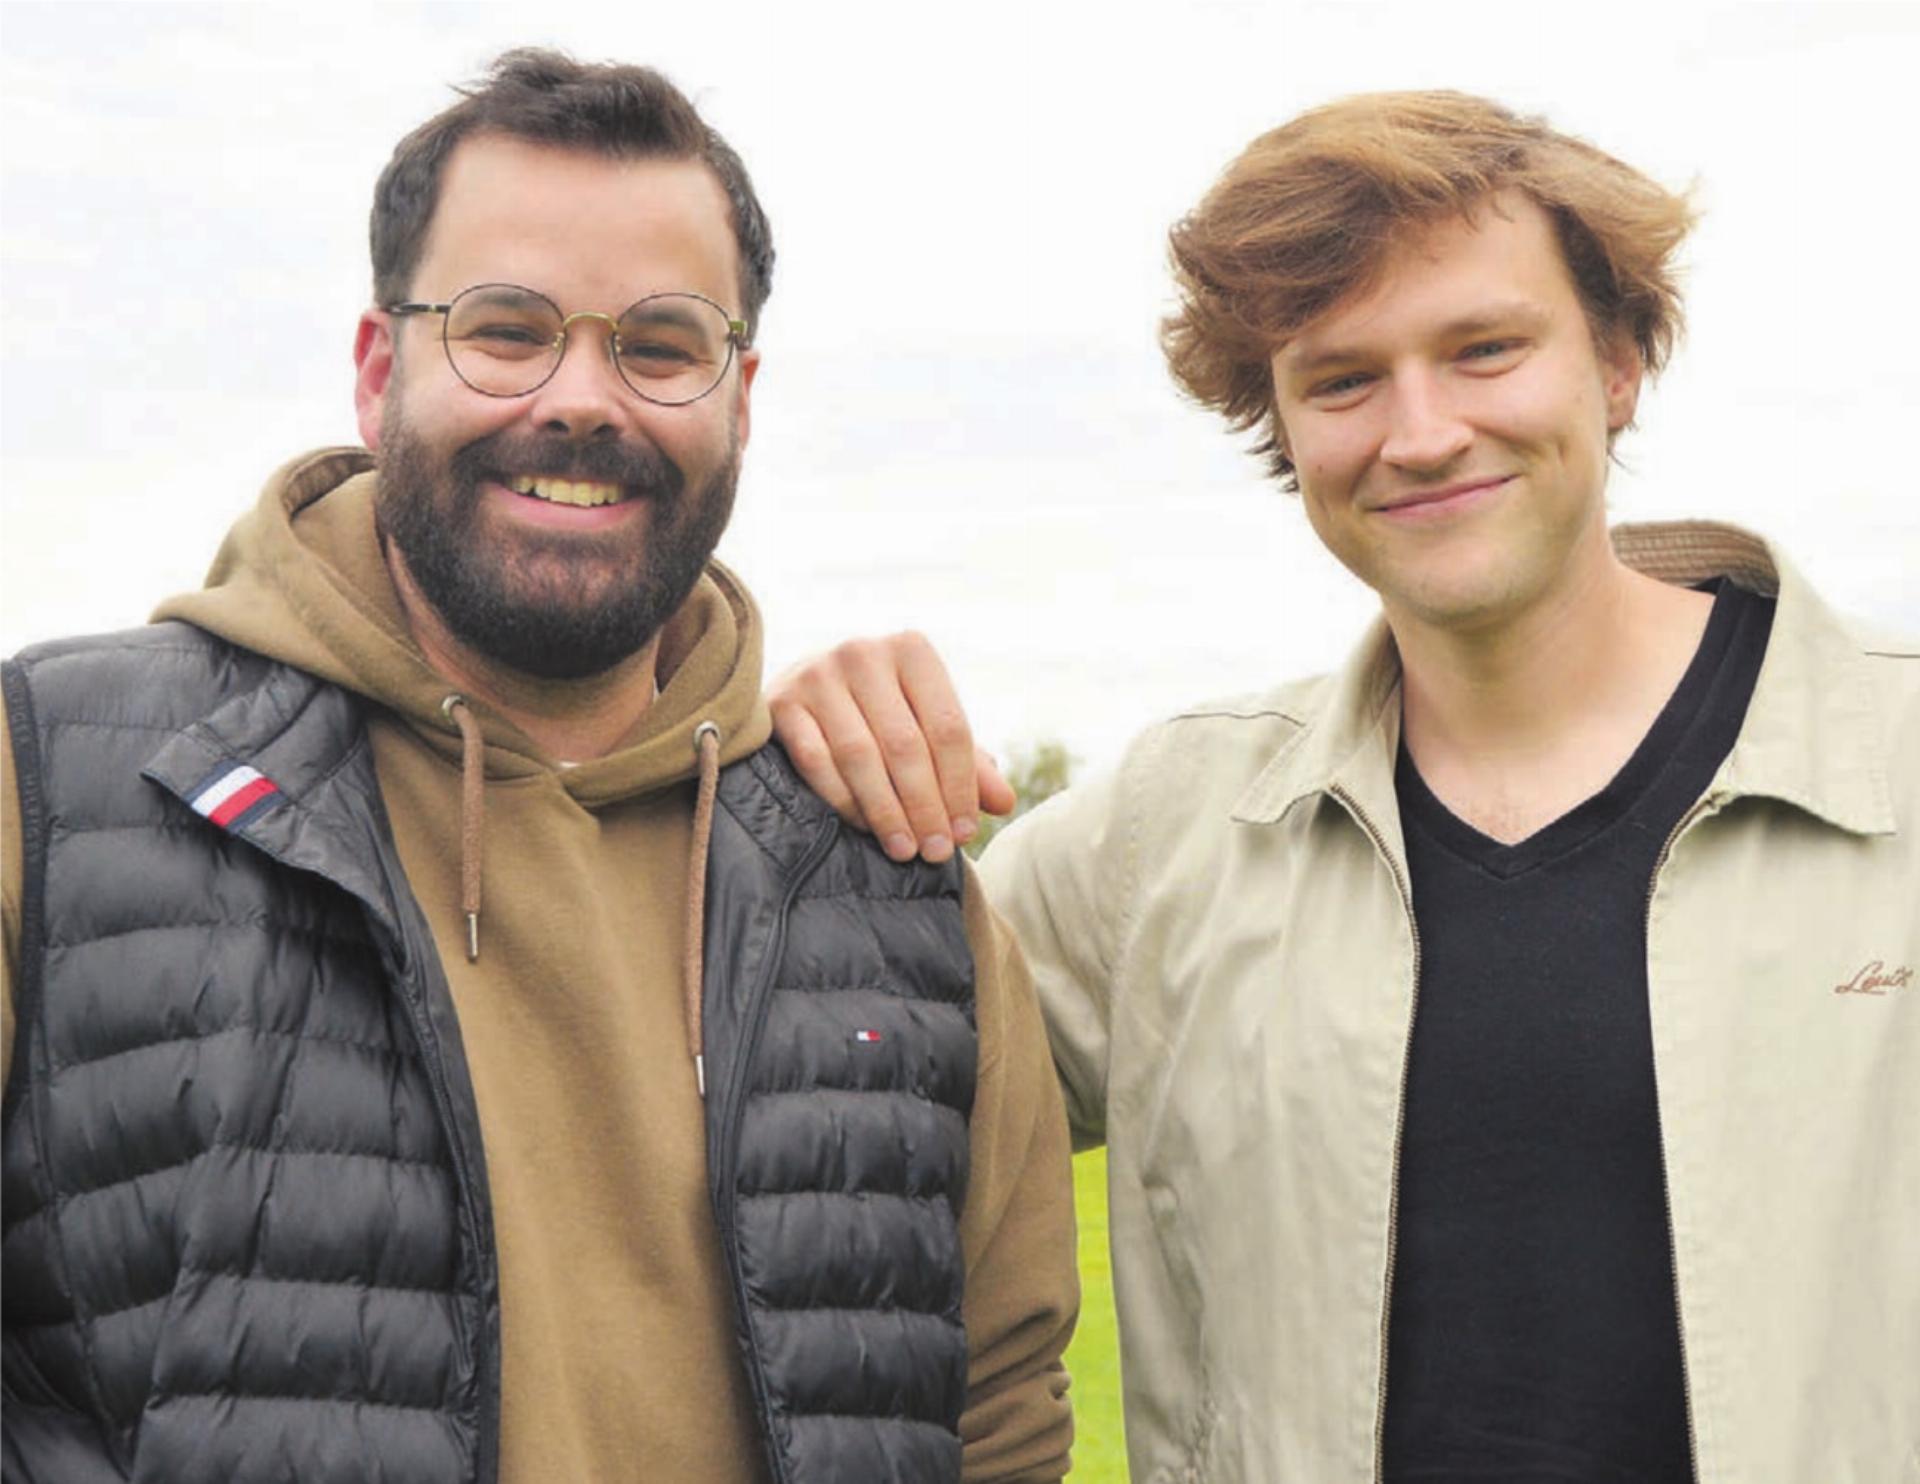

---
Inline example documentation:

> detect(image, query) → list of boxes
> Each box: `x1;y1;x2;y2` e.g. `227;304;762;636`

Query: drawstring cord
438;692;720;1101
441;695;485;962
685;721;722;1097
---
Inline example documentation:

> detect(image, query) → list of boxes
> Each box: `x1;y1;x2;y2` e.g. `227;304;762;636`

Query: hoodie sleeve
955;863;1078;1483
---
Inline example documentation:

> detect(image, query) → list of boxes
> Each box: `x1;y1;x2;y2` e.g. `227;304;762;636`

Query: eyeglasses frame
384;283;751;407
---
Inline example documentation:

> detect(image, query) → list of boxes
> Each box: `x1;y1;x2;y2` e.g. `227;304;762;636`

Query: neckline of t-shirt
1395;580;1755;881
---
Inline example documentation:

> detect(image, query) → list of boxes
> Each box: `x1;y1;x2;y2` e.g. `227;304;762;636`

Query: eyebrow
456;286;543;310
1280;300;1553;382
621;301;706;330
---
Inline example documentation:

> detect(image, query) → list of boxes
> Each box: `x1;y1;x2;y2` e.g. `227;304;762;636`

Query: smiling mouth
1375;475;1512;514
506;474;629;508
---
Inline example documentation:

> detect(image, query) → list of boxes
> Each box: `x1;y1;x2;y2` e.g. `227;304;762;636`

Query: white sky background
3;0;1917;770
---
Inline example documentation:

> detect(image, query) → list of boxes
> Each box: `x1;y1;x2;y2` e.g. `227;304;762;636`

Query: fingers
768;693;868;832
769;633;977;863
839;641;956;860
975;747;1017;817
894;635;981;847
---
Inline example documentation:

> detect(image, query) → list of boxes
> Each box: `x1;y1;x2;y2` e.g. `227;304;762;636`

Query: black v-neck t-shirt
1380;582;1775;1483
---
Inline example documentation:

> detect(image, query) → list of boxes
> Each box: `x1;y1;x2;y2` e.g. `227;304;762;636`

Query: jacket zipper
1644;796;1717;1484
712;814;841;1484
1328;785;1423;1484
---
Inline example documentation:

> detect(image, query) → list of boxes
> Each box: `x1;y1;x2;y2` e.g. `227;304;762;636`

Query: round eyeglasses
384;284;750;406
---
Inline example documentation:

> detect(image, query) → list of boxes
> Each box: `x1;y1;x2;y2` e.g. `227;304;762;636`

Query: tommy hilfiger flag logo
188;763;283;830
853;1030;883;1044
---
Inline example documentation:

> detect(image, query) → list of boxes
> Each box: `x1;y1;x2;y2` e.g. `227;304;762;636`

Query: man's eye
466;324;550;349
619;341;701;372
1460;339;1521;362
624;342;694;361
1311;372;1372;399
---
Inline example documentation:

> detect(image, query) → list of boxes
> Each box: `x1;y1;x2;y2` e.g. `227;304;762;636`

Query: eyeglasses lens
612;297;735;404
444;287;734;404
445;287;564;396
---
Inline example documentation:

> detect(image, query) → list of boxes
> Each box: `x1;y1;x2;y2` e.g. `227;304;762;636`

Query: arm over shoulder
954;865;1078;1483
976;757;1136;1151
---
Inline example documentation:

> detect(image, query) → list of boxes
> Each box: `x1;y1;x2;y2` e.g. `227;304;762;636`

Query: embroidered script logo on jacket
1833;960;1914;996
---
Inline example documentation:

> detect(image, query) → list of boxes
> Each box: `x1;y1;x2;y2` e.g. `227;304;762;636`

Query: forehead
1278;195;1581;370
412;134;740;311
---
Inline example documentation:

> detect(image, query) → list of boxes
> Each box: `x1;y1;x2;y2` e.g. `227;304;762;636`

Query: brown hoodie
2;448;1077;1481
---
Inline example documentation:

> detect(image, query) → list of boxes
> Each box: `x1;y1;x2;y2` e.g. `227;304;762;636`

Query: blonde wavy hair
1161;91;1697;488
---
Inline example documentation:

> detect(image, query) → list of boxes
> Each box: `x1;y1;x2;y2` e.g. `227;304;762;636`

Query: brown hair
370;49;774;339
1162;91;1695;487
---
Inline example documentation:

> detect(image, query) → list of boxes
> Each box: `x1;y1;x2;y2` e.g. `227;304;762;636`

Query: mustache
448;429;685;498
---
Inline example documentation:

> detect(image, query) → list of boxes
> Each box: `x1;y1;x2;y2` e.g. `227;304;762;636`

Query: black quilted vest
2;625;975;1484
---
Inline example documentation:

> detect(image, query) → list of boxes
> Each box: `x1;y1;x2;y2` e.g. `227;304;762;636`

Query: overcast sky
4;1;1917;768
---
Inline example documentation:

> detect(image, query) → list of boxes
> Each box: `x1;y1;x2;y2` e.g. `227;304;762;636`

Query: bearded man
0;51;1076;1484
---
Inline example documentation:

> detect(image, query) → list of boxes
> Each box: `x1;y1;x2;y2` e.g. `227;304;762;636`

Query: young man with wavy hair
771;92;1920;1482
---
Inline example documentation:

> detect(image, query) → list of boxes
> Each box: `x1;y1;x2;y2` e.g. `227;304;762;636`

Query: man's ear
353;312;395;451
1602;333;1645;433
733;347;760;452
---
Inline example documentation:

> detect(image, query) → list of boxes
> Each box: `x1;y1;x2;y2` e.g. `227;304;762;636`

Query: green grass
1063;1148;1129;1480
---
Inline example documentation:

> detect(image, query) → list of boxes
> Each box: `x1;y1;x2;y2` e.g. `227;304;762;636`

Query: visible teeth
508;476;624;507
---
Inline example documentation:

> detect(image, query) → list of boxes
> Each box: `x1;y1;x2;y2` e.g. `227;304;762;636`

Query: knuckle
922;709;970;748
907;788;949;821
838;732;885;770
781;730;828;772
860;788;906;825
876;722;928;760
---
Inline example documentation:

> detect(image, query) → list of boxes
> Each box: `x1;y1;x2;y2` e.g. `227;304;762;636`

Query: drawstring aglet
686;721;722;1104
441;693;486;965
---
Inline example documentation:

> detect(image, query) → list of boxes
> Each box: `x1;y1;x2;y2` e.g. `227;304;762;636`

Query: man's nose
1379;371;1472;472
523;317;634;439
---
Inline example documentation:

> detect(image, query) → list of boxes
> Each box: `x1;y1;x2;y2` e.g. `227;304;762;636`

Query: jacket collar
139;642;412;934
1230;613;1405;844
1617;521;1898;838
1232;520;1897;839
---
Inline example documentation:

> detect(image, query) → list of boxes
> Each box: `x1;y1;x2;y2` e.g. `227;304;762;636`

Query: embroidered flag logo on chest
189;763;283;830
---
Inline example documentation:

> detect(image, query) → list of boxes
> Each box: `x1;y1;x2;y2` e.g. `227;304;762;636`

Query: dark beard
374;412;737;680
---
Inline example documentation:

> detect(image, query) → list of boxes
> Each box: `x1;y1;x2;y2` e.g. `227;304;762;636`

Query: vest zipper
1327;785;1423;1484
215;830;502;1483
370;910;502;1484
133;676;503;1484
713;812;841;1484
1644;795;1718;1484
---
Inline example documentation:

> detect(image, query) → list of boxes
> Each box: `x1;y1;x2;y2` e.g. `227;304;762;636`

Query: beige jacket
980;522;1920;1484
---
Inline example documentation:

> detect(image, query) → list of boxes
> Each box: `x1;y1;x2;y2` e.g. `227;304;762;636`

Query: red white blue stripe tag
189;763;282;830
853;1029;883;1044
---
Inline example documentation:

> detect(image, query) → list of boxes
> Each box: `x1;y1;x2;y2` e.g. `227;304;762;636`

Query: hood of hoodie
155;446;771;807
